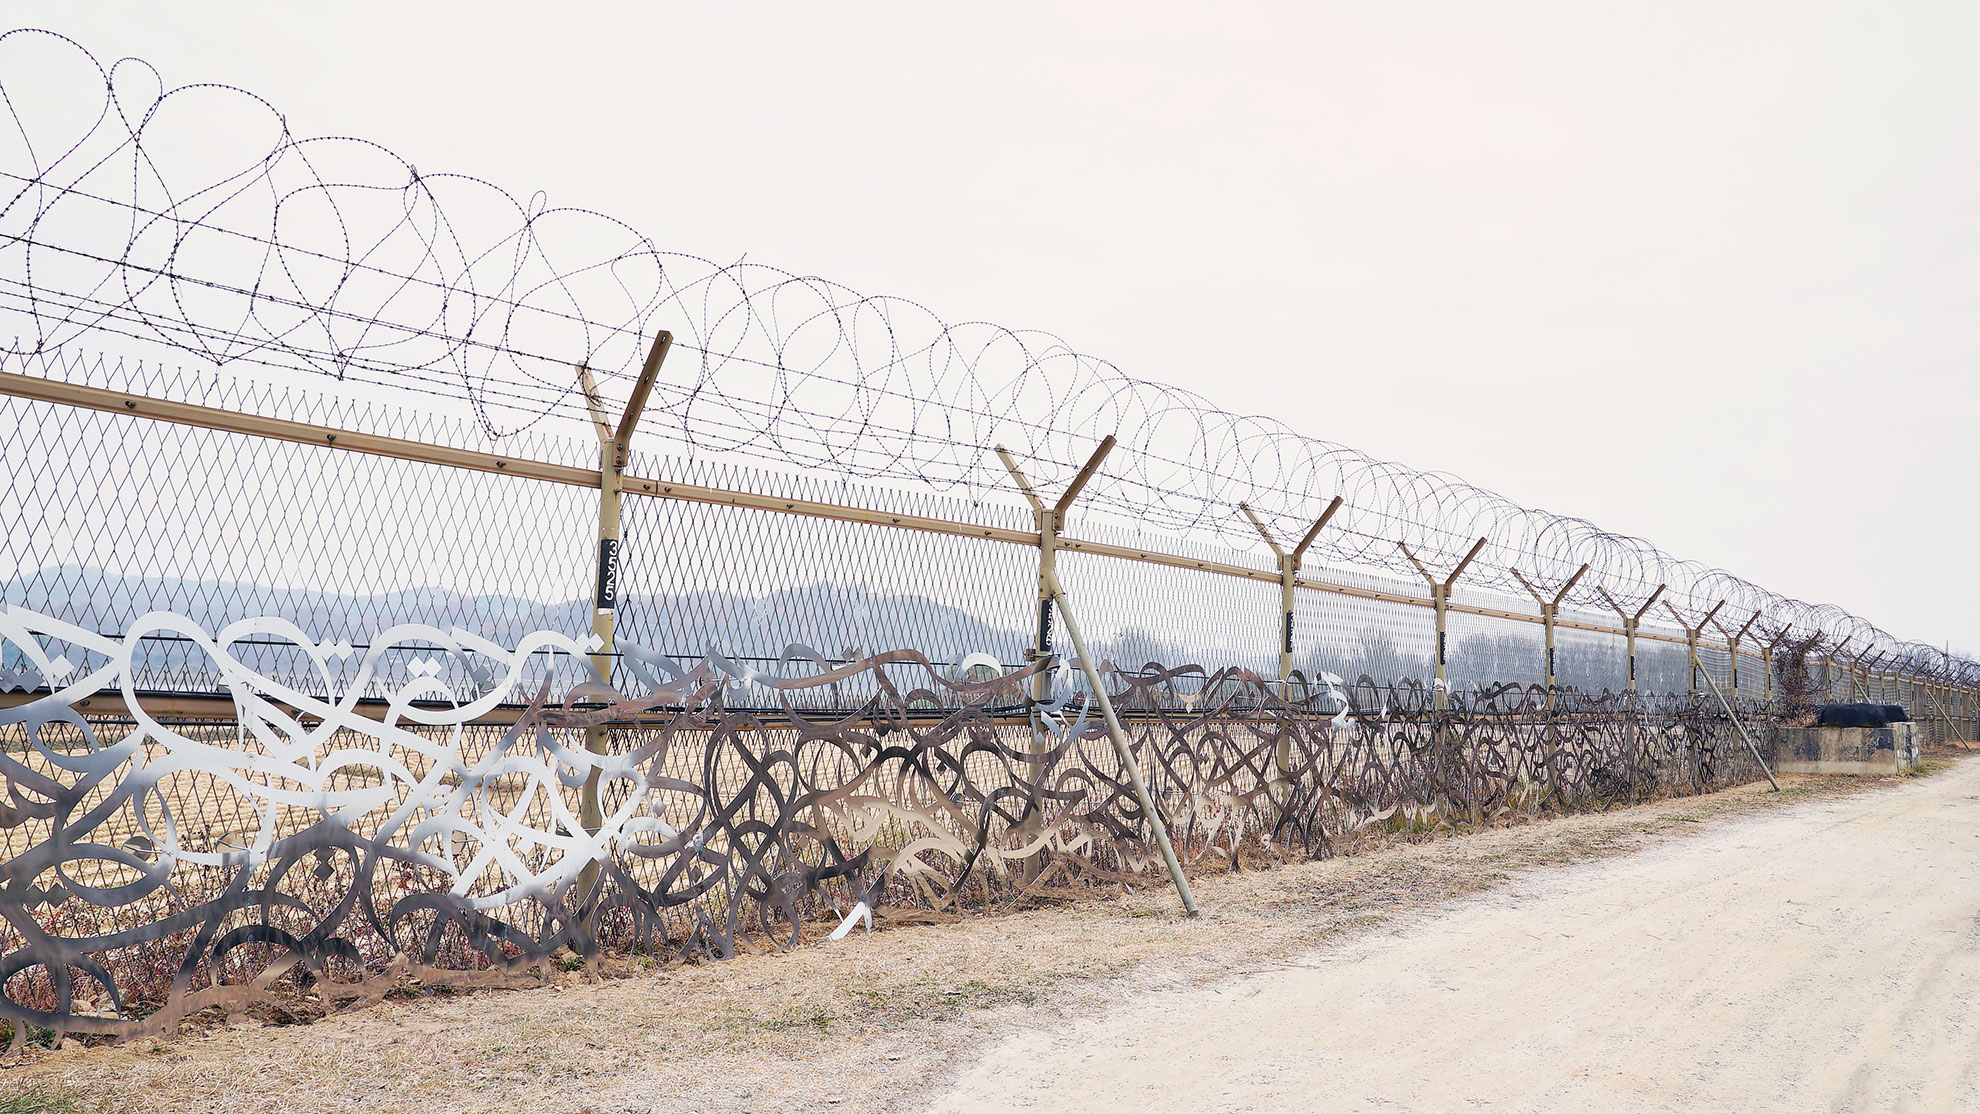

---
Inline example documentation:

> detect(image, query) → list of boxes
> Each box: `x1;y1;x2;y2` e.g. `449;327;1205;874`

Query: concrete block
1766;723;1918;775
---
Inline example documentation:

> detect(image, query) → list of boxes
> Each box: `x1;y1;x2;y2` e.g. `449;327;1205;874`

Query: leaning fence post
572;331;671;932
1046;569;1200;917
1697;667;1781;792
1923;675;1962;748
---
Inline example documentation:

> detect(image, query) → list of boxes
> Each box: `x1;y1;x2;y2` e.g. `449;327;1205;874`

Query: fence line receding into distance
0;28;1974;1048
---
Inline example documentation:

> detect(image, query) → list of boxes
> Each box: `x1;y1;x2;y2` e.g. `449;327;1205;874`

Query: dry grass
0;1082;83;1114
1907;739;1973;778
0;768;1909;1114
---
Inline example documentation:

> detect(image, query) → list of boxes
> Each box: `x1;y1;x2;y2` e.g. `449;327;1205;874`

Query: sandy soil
2;766;1941;1113
929;758;1980;1114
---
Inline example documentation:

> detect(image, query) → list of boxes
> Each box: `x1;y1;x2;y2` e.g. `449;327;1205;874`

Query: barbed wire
0;26;1968;683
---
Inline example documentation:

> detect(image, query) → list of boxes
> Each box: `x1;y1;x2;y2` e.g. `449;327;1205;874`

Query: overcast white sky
23;1;1980;653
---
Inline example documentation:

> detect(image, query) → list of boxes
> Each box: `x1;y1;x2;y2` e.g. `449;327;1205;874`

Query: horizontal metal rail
0;369;1761;653
0;686;1754;727
0;688;530;725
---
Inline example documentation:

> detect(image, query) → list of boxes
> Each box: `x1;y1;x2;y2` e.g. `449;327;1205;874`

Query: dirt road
928;762;1980;1114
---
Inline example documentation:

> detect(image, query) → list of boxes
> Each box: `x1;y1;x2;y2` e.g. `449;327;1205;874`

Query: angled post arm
1512;561;1588;700
1054;435;1115;521
1241;496;1343;686
1291;496;1344;565
1398;537;1487;711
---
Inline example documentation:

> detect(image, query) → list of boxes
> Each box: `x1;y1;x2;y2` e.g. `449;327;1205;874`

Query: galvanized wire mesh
0;27;1969;690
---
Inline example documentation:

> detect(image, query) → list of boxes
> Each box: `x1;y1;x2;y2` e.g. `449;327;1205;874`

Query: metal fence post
1766;627;1802;713
572;332;670;932
996;448;1053;701
1241;497;1341;685
1828;637;1852;703
1399;537;1487;810
1923;674;1963;748
1512;563;1588;709
1240;497;1341;828
1399;537;1487;711
1240;503;1293;682
998;438;1113;701
1711;610;1760;706
1856;650;1881;705
997;437;1113;882
1666;600;1725;697
1598;585;1664;761
1598;585;1665;697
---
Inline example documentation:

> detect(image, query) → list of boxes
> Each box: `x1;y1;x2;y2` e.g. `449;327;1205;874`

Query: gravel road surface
929;762;1980;1113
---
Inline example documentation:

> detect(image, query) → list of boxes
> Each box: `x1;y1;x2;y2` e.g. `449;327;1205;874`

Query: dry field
1;760;1922;1114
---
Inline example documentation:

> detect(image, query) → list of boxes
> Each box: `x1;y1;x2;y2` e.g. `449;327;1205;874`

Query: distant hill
4;567;1673;694
2;565;1029;667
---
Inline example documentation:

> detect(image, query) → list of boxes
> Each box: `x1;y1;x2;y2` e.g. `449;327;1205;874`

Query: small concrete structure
1767;722;1919;776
